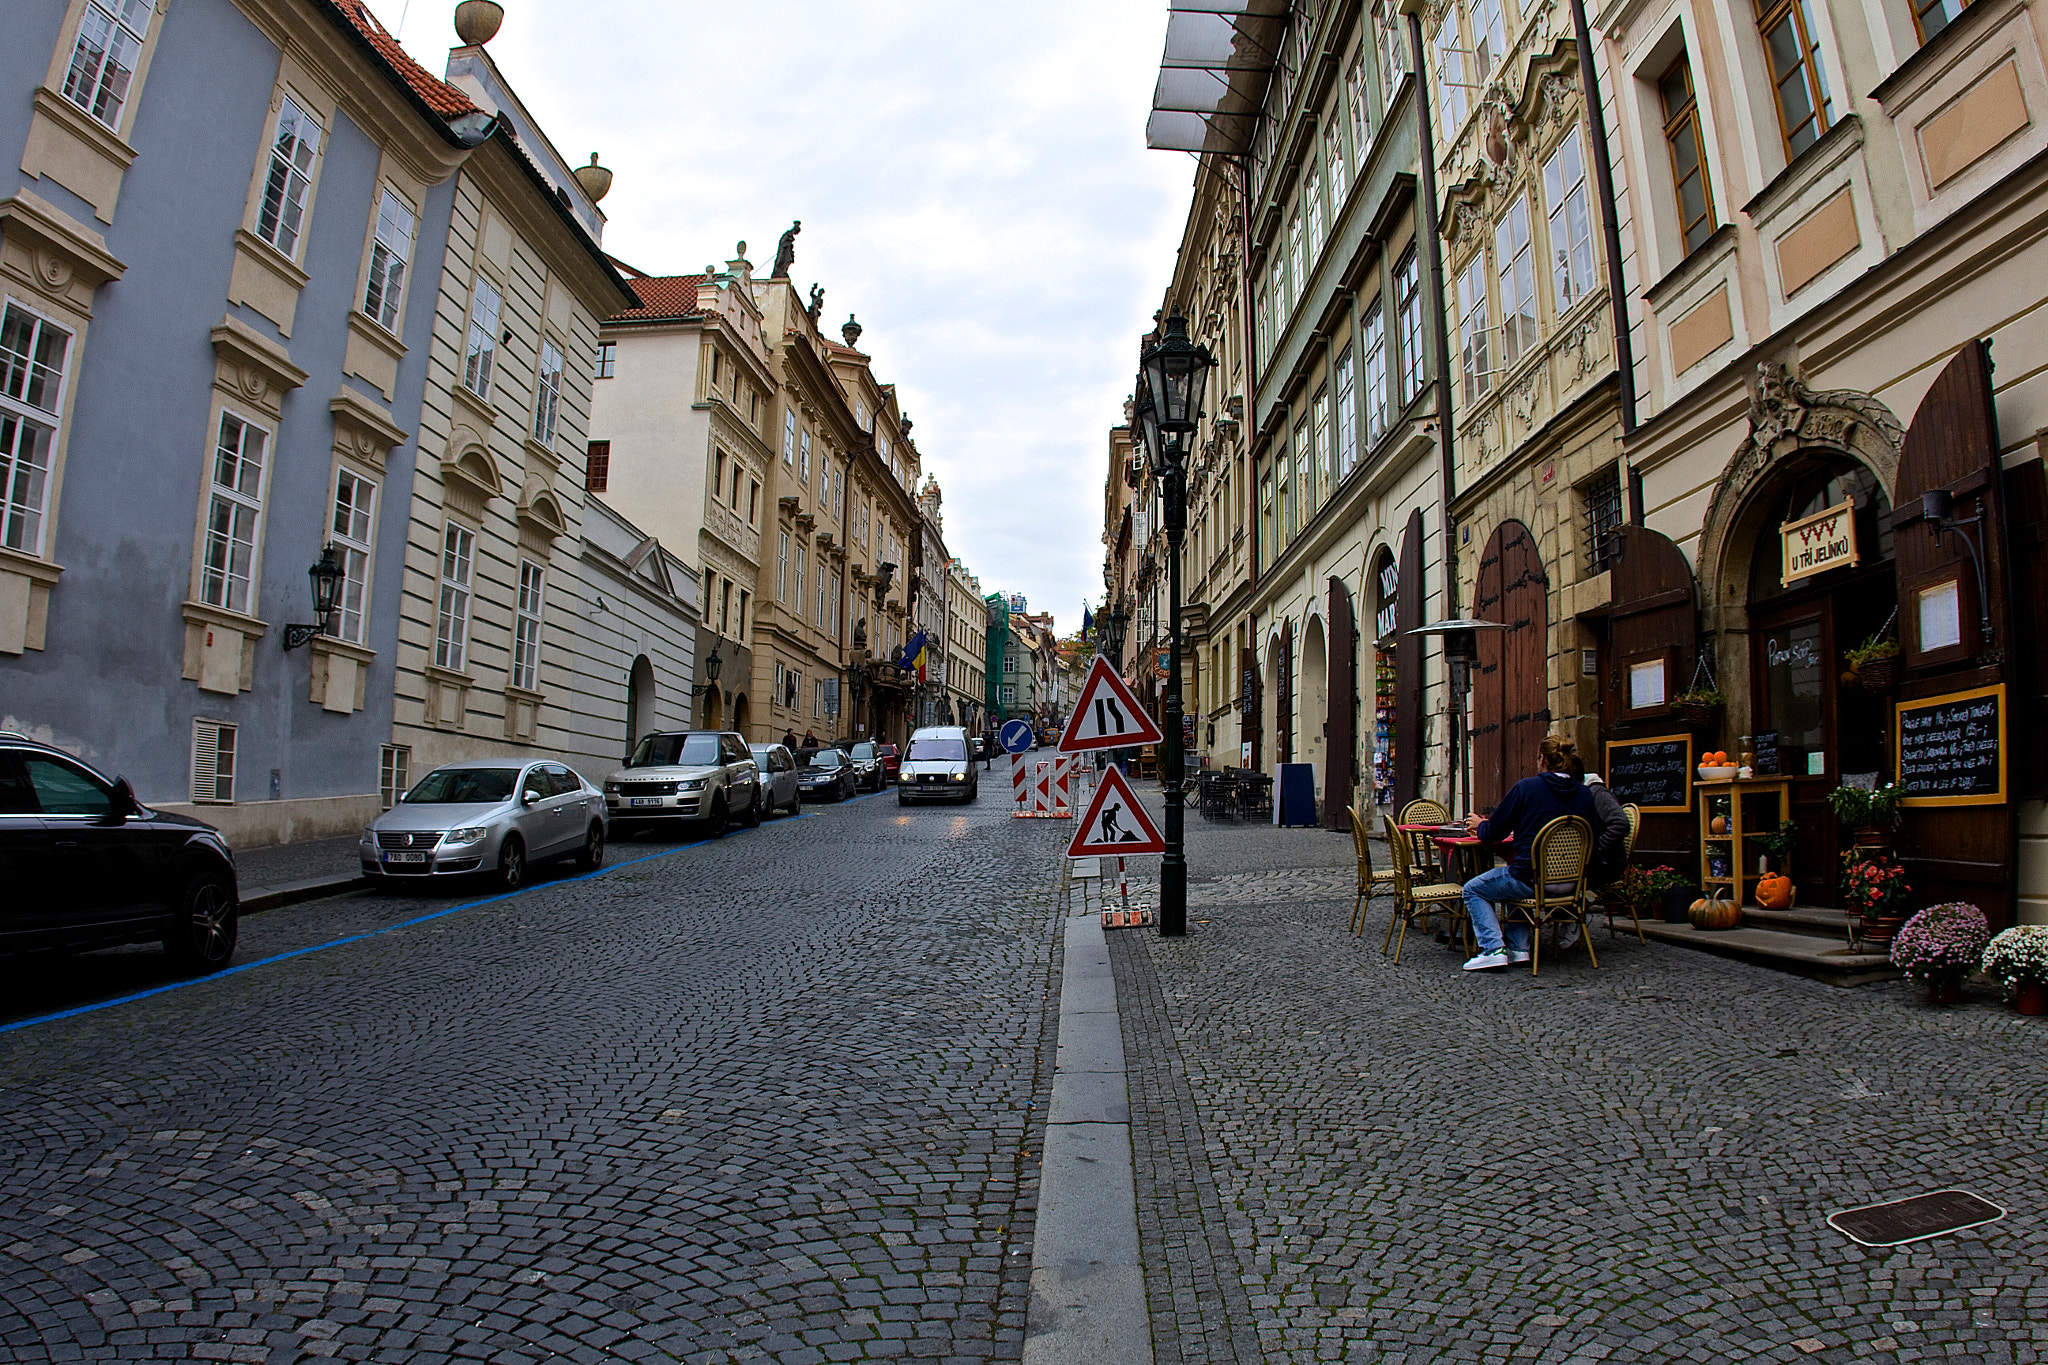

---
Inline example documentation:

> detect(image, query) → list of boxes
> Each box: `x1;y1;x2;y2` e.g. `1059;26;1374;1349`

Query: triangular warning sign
1059;657;1166;754
1067;765;1166;857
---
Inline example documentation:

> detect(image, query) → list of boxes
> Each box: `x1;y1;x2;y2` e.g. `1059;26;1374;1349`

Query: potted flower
1618;863;1693;924
1826;782;1904;851
1672;686;1725;729
1841;631;1902;692
1891;902;1990;1005
1842;851;1910;950
1981;925;2048;1015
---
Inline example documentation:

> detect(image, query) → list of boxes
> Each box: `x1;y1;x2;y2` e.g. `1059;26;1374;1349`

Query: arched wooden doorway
1370;548;1399;807
1394;511;1425;807
1300;615;1328;787
626;655;656;753
731;692;751;739
1471;520;1550;812
1321;575;1357;830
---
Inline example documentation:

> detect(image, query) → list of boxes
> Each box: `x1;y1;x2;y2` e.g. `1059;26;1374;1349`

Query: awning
1145;0;1289;156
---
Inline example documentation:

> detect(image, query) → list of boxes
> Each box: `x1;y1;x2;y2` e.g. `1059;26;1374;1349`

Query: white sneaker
1507;949;1532;965
1557;924;1582;951
1462;951;1510;971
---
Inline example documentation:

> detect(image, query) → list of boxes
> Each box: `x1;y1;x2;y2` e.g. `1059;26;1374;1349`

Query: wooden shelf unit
1696;778;1791;905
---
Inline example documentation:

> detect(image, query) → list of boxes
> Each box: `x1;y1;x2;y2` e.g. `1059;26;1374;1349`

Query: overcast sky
396;0;1191;635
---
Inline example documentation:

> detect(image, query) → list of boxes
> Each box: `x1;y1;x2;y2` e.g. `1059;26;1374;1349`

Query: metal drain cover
1827;1189;2006;1247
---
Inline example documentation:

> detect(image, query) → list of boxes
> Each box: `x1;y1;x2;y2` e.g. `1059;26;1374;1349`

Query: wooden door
1750;596;1842;904
1395;511;1425;807
1276;618;1293;763
1323;576;1356;829
1471;520;1549;813
1602;525;1701;867
1241;642;1261;770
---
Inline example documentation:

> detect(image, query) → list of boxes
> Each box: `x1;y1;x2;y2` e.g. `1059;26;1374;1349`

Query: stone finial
454;0;503;45
899;413;913;437
572;153;611;203
842;314;863;348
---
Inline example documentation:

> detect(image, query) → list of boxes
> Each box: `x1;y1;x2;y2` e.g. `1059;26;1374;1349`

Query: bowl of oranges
1697;750;1739;780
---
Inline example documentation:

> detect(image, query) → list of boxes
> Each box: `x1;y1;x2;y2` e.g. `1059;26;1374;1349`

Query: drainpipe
1406;9;1458;621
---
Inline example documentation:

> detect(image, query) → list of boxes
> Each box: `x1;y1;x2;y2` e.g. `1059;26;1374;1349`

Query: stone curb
239;874;368;915
1023;911;1153;1365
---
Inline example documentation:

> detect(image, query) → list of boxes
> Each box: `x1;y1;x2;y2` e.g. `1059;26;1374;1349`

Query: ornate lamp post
1137;312;1215;939
1100;598;1130;670
691;645;725;726
282;545;348;649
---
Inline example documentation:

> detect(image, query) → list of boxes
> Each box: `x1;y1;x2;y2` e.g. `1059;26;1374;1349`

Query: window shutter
1322;576;1356;829
1604;524;1701;866
190;720;235;804
1394;509;1425;807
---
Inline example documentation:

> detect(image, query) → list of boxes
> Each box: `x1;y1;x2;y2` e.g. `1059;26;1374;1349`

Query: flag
1082;604;1094;639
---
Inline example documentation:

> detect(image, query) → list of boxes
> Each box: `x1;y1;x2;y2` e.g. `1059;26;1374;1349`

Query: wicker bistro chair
1597;803;1646;943
1397;798;1454;880
1347;805;1400;935
1502;815;1596;975
1381;814;1470;962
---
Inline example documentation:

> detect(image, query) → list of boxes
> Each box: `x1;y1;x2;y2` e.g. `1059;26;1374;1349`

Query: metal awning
1145;0;1289;156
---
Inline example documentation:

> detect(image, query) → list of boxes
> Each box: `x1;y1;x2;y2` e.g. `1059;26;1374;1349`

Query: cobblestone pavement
1110;797;2048;1365
0;790;1074;1363
232;836;364;890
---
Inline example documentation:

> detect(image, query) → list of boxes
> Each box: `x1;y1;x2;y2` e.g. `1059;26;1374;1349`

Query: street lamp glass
1133;381;1168;479
706;647;723;683
1141;313;1215;435
309;544;346;626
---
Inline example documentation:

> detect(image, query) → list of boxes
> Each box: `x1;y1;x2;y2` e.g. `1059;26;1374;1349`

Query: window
800;430;812;484
1457;255;1491;406
1581;466;1623;573
1305;167;1326;263
463;274;501;397
738;589;749;636
713;448;725;499
1433;12;1468;131
1914;0;1974;41
710;348;721;389
61;0;152;132
593;341;616;378
1326;122;1348;213
0;302;71;555
795;550;805;614
817;564;828;627
778;531;789;600
720;579;733;633
1543;128;1597;310
1347;51;1370;170
190;719;236;804
1255;285;1271;365
1659;57;1718;255
1288;202;1306;302
512;561;544;691
1002;684;1017;708
783;408;797;465
1311;389;1332;511
1361;297;1388;448
585;439;610;493
1395;250;1425;403
358;188;416;334
748;480;759;525
201;412;268;614
1472;0;1506;82
533;340;563;445
256;97;322;260
435;522;474;670
380;744;410;810
1495;199;1536;368
1281;430;1298;540
327;468;375;643
1334;344;1359;476
1755;0;1835;157
1378;4;1408;103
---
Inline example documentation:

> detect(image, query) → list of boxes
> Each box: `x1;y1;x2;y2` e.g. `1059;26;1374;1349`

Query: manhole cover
1827;1189;2005;1247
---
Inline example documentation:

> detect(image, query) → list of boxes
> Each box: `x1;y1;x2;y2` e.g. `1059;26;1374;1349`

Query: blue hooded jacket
1476;771;1598;883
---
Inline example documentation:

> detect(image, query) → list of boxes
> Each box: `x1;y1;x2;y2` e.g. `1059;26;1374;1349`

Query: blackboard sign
1603;733;1694;813
1754;732;1778;776
1896;684;2005;806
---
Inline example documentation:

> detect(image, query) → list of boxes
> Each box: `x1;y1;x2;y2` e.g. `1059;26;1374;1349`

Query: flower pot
1925;977;1963;1006
1851;828;1892;855
2016;980;2047;1016
1857;914;1905;950
1843;654;1901;692
1675;701;1721;729
1662;885;1704;924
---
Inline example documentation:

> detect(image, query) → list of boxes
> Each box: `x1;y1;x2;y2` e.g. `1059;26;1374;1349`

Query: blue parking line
0;796;848;1037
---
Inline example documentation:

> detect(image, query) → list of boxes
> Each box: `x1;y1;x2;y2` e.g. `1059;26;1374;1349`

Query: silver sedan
360;760;607;890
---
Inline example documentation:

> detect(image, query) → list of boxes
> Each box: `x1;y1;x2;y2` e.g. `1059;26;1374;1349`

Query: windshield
849;742;878;760
405;767;519;803
906;739;966;762
629;733;721;767
799;749;845;769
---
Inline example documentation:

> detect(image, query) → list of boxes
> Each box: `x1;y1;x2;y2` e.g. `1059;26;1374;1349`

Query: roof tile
330;0;478;119
608;275;706;323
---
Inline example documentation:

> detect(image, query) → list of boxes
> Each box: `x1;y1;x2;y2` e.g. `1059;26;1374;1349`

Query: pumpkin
1756;874;1794;910
1710;815;1728;834
1689;892;1743;931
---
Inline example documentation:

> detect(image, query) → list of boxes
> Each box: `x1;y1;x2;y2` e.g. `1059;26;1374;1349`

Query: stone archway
1263;623;1286;770
1299;614;1329;788
626;655;656;753
731;692;752;739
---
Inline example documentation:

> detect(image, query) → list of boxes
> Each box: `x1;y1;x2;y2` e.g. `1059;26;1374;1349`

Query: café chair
1596;803;1646;943
1346;805;1399;935
1398;797;1454;879
1503;815;1595;975
1382;814;1469;963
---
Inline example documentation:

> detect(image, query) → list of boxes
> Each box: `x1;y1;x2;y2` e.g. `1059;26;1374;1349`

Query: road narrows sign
1059;657;1165;754
1067;765;1166;857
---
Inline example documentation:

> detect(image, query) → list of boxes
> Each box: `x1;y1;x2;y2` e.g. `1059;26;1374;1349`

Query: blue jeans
1463;865;1533;955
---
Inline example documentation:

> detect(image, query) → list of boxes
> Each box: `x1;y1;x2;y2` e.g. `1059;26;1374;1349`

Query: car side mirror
521;790;541;807
110;776;139;821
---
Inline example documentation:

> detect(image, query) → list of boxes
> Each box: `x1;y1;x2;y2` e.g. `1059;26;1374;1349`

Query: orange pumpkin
1756;874;1794;910
1689;893;1743;931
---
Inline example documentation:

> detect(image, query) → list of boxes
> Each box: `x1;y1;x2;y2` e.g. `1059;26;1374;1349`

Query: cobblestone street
1112;808;2048;1365
1;791;1065;1364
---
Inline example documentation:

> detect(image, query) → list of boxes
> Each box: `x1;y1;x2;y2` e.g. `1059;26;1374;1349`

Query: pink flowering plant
1841;853;1909;917
1890;902;1990;987
1981;925;2048;990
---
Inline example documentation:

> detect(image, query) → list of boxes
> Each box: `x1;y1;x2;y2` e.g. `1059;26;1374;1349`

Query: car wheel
962;787;976;805
708;794;728;838
575;821;605;871
743;785;763;828
163;869;237;973
787;790;802;817
494;835;526;891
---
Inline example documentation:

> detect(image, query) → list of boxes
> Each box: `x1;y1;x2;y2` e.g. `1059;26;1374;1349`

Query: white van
898;726;978;805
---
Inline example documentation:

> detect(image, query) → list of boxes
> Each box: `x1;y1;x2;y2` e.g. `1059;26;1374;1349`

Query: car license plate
630;797;663;807
384;851;426;864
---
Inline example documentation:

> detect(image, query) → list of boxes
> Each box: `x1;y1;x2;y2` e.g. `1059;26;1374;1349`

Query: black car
0;734;239;971
837;740;886;791
794;747;858;801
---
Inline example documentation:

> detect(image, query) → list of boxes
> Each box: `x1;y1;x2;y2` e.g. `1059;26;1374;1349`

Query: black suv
0;733;240;970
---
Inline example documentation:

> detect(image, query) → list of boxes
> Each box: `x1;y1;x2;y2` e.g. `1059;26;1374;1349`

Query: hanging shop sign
1780;499;1859;586
1375;560;1400;640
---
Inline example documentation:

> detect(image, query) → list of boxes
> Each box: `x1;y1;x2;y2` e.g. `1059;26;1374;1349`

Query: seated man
1460;734;1598;971
1561;756;1631;951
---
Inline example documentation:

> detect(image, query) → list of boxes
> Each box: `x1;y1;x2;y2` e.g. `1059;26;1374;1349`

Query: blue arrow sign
1000;719;1035;754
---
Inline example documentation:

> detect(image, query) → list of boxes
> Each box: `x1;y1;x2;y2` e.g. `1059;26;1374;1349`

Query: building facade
944;557;987;735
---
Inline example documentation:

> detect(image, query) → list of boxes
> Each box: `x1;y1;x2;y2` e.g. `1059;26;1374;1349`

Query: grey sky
400;1;1191;636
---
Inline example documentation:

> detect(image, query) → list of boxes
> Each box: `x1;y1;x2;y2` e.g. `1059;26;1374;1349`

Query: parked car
794;747;859;802
840;740;886;791
749;743;801;816
604;730;762;836
876;742;902;783
898;726;978;805
363;760;605;890
0;733;240;971
969;735;988;762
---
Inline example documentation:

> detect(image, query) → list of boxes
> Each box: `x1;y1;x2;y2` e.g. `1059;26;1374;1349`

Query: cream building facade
944;557;987;734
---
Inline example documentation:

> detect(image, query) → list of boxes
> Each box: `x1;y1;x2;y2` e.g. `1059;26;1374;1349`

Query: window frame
0;298;73;557
511;560;545;692
190;718;237;805
1361;295;1389;449
1754;0;1836;160
1912;0;1974;42
1334;342;1359;477
199;409;270;616
593;340;616;379
585;439;610;493
1543;127;1598;311
361;185;415;335
326;465;376;644
1495;198;1537;369
533;338;564;447
1457;253;1492;407
1394;249;1425;404
254;94;323;262
435;520;476;672
462;273;502;399
58;0;155;136
1433;11;1469;134
1658;56;1719;256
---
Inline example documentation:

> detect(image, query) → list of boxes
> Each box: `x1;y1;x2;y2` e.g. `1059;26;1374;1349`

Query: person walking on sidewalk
1460;734;1598;972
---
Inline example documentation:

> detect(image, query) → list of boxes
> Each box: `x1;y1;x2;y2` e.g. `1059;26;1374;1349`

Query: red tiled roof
608;275;705;323
329;0;478;119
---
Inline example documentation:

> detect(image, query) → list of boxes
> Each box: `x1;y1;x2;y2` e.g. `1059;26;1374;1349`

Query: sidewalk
1101;795;2042;1364
230;834;367;913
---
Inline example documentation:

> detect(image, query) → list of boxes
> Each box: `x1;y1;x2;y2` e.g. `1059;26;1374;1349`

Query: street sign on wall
1059;657;1164;754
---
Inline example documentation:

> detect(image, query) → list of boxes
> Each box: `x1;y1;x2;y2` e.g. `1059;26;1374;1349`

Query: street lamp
1100;599;1130;670
282;545;347;649
1138;312;1215;939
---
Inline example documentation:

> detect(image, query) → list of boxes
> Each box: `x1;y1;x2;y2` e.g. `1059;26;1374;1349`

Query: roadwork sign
1066;765;1165;856
1059;657;1165;754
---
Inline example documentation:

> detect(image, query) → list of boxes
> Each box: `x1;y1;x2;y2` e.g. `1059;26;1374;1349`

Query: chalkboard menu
1754;732;1779;776
1603;733;1694;813
1896;684;2005;806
